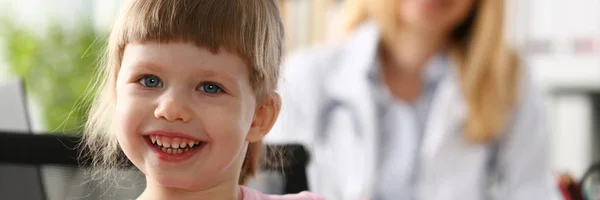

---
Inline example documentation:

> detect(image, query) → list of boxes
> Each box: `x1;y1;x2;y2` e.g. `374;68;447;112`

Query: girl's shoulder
241;186;325;200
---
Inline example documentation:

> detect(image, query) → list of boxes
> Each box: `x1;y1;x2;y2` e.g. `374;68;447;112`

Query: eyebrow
124;61;164;74
194;68;240;86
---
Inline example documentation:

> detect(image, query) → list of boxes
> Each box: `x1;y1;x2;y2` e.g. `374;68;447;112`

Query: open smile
144;134;207;162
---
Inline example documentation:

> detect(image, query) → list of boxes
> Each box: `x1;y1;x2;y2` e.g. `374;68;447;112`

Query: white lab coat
265;22;557;200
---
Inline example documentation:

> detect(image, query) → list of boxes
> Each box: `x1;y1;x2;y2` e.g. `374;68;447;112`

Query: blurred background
0;0;598;199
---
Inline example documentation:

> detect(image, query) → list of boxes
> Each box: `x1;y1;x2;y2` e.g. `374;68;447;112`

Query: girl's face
114;42;272;190
398;0;476;34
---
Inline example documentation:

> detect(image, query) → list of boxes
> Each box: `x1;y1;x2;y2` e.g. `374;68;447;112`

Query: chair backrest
0;128;311;197
247;144;311;194
0;79;45;200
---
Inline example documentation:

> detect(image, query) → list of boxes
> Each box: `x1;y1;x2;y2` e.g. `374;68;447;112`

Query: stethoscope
315;99;363;144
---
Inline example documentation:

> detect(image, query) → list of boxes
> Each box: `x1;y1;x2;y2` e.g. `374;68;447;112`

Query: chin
404;15;457;32
400;5;468;33
151;173;205;190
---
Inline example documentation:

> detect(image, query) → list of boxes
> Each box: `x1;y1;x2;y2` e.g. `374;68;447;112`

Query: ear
246;93;282;143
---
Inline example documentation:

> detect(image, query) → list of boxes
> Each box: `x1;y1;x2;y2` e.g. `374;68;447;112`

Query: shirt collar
368;49;451;90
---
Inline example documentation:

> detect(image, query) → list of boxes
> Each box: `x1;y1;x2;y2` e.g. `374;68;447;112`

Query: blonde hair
342;0;520;143
82;0;284;185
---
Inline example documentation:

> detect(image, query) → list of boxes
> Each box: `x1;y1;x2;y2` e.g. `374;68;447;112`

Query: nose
154;92;193;123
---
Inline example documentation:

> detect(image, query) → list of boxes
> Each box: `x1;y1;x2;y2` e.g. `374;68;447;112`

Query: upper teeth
150;135;201;149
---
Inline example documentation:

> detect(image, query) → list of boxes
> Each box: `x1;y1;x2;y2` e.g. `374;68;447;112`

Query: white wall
92;0;122;31
523;0;600;178
551;95;593;178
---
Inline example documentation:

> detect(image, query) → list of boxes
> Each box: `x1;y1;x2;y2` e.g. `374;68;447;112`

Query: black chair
0;131;310;199
0;80;46;200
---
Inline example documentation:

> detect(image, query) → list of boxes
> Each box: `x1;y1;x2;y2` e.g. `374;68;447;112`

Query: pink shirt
241;186;325;200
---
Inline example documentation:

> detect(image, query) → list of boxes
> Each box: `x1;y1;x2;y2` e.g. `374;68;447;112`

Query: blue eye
199;83;222;94
139;75;162;88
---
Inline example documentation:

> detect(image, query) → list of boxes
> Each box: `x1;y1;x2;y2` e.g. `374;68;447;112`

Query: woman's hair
82;0;284;185
342;0;520;144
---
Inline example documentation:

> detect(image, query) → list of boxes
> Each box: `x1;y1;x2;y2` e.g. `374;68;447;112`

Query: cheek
199;98;255;157
196;106;249;177
201;101;253;142
114;89;144;133
113;89;153;167
114;86;156;128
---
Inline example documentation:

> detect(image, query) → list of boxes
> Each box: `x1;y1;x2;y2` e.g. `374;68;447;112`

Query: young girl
82;0;323;199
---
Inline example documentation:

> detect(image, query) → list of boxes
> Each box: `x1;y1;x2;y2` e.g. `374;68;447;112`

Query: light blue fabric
369;51;450;200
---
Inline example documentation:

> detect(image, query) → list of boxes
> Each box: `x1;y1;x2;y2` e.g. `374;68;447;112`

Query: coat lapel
322;21;380;198
420;68;468;172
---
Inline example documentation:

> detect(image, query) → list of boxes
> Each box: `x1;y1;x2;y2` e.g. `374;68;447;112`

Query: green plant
0;17;106;134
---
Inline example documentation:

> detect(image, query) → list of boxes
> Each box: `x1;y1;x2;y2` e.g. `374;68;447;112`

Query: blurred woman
266;0;555;199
